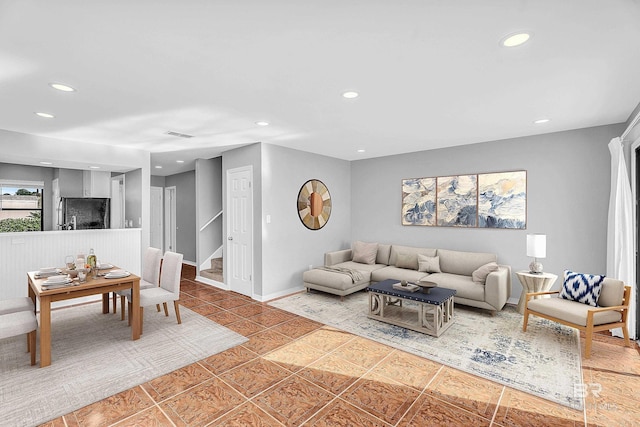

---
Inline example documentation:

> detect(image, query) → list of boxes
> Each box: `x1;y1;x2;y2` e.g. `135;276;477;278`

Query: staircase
200;257;223;282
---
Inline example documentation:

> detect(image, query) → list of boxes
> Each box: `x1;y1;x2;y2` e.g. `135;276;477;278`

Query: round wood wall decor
297;179;331;230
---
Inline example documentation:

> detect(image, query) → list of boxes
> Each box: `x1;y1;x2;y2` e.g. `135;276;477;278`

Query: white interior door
164;186;177;252
150;186;163;251
227;166;253;297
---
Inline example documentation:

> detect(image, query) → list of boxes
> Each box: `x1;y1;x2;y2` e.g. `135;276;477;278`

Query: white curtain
606;138;636;340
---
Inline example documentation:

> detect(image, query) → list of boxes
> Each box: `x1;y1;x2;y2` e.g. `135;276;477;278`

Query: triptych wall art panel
402;170;526;229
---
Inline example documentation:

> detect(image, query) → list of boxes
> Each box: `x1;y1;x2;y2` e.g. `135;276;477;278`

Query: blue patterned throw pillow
559;270;606;306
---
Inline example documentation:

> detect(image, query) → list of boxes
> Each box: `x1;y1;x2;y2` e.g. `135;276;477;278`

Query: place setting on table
35;253;131;290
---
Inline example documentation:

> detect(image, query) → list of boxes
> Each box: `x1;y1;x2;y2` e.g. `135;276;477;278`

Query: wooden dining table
27;268;141;367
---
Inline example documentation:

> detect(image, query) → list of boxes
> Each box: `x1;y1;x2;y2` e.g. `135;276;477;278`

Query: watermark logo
574;382;602;398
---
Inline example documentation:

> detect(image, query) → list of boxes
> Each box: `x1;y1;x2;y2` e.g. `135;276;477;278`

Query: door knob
228;236;233;240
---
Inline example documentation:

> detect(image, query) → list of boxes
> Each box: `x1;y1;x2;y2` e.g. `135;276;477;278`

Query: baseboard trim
258;286;306;303
195;275;228;290
507;296;519;306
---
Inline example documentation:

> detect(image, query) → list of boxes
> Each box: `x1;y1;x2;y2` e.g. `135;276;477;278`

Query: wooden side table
516;271;558;314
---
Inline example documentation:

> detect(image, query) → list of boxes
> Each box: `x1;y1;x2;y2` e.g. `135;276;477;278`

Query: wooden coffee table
366;279;456;337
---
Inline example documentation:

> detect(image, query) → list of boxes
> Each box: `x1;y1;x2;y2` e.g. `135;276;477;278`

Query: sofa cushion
389;245;437;267
597;278;625;307
334;261;384;276
303;268;369;290
352;241;378;265
418;254;441;273
472;262;499;284
527;297;622;327
560;270;605;307
427;273;484;301
395;252;418;270
371;266;428;283
377;244;392;265
436;249;496;276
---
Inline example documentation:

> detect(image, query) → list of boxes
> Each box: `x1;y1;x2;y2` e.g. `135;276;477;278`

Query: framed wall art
402;170;526;229
297;179;331;230
478;170;526;229
401;177;436;226
436;175;478;227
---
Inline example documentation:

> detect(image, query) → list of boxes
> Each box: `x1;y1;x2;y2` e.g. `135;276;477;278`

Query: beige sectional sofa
303;242;512;313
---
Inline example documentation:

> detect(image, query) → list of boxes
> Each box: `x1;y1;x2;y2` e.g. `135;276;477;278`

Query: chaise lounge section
303;242;512;313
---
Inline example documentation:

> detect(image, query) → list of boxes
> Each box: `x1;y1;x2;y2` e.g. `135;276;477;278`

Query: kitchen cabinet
58;169;83;197
82;171;111;198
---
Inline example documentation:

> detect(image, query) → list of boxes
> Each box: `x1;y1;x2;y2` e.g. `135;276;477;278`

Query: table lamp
526;234;546;274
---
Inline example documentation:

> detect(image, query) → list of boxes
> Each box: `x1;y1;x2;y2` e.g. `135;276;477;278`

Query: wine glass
65;255;75;269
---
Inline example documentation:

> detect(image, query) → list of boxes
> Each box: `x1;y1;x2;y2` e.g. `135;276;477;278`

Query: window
0;180;44;232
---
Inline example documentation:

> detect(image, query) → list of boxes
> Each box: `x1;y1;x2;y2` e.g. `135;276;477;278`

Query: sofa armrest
325;249;352;267
484;265;511;311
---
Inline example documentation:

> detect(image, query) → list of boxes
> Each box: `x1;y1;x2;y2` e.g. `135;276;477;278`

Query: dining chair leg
112;292;117;313
156;304;161;312
29;330;36;366
120;296;126;321
128;302;132;326
140;306;144;335
174;301;182;324
163;302;169;317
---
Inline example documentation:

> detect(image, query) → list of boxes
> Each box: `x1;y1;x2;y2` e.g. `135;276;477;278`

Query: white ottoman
303;268;370;299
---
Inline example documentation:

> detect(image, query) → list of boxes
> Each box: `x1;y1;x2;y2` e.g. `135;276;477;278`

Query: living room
1;1;639;425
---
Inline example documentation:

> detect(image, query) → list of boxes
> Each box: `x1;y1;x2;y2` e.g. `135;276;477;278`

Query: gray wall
196;157;223;271
351;123;625;300
124;168;142;228
150;175;166;187
260;144;351;299
166;170;196;263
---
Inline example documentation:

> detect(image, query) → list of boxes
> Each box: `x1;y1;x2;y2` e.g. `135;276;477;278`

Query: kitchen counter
0;228;141;307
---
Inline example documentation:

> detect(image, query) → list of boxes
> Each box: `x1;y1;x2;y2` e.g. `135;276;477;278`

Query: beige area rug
270;290;584;410
0;302;247;427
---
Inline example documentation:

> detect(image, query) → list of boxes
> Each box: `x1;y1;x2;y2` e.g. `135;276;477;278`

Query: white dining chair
0;310;38;365
115;246;163;320
130;251;183;334
0;297;35;315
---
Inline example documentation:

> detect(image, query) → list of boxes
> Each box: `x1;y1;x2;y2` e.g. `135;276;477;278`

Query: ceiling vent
165;131;194;139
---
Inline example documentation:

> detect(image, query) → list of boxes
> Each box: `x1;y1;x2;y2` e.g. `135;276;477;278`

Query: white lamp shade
526;234;546;258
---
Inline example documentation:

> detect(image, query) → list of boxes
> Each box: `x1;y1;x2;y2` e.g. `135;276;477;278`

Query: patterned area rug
0;302;247;427
270;290;584;409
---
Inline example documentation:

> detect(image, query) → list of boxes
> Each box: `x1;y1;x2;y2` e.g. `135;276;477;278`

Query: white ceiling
1;1;639;176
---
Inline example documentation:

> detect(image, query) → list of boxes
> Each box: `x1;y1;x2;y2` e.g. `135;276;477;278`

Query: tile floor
41;267;640;426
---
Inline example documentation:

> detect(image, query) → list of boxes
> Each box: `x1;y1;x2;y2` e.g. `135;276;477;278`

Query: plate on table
44;275;69;284
98;263;113;270
105;270;130;279
43;277;72;285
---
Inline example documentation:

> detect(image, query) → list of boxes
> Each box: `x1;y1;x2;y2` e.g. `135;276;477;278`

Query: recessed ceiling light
39;161;53;165
342;91;359;99
35;112;55;118
176;160;184;163
357;149;366;153
534;118;551;124
155;165;162;169
49;82;76;92
89;166;100;169
501;32;531;47
255;121;270;126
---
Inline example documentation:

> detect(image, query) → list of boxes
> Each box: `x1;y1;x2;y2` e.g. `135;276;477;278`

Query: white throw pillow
472;262;499;284
352;241;379;265
418;254;441;273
